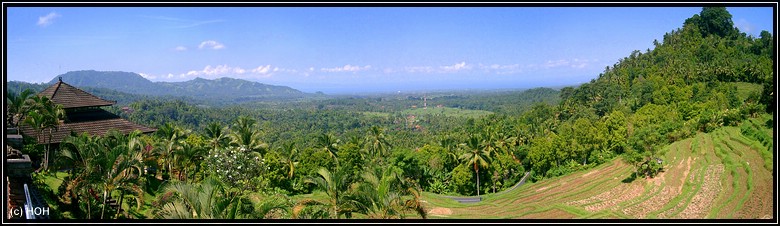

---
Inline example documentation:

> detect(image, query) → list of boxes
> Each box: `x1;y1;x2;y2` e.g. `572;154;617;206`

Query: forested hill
528;7;774;179
558;7;774;118
41;70;308;102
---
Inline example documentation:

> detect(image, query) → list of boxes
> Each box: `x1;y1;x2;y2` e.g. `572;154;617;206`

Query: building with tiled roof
18;78;156;145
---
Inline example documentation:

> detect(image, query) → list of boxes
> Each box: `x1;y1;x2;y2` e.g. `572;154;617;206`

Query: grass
738;115;774;171
40;171;68;192
711;128;754;219
401;107;493;118
647;141;702;218
732;82;762;101
361;111;391;118
35;171;71;219
419;124;773;219
362;106;494;120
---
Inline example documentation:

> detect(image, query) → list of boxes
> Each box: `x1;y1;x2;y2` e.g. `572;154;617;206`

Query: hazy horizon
5;5;774;94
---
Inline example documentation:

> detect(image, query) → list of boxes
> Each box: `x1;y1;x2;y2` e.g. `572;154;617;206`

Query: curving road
442;171;532;203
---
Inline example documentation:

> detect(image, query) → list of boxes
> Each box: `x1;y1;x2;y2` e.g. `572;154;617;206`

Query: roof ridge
49;80;62;99
58;81;117;105
38;80;117;109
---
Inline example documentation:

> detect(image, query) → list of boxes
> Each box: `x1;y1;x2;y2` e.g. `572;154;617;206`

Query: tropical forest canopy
4;7;774;219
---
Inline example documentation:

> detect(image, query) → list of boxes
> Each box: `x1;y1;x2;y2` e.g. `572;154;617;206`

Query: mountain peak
48;70;307;102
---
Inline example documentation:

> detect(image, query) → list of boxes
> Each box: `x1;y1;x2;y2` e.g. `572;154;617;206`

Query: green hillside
421;114;773;219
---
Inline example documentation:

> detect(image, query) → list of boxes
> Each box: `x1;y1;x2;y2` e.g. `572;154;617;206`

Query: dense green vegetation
7;7;774;219
421;120;773;219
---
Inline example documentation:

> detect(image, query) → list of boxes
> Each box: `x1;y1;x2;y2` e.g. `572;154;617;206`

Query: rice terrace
422;115;774;219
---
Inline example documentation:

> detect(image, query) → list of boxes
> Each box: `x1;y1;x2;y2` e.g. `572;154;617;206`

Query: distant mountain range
40;70;309;102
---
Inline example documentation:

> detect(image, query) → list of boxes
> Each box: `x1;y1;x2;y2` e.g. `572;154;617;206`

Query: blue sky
5;6;775;94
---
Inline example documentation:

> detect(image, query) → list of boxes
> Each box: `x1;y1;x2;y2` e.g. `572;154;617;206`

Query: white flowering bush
205;146;265;190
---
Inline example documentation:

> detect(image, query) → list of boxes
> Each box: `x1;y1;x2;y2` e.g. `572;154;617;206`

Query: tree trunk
475;163;480;197
116;190;125;219
334;202;339;219
476;171;480;197
86;196;91;219
44;128;52;171
100;189;108;219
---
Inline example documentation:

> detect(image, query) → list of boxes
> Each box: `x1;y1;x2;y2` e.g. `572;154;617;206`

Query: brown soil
677;164;725;218
428;207;452;216
712;163;735;218
730;138;775;219
657;155;701;218
513;162;625;205
569;180;645;213
519;208;576;219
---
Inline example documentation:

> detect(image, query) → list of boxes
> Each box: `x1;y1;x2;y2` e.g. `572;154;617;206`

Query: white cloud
527;58;599;69
139;73;157;80
139;15;225;29
252;65;272;74
273;67;297;74
320;64;372;72
571;63;587;69
543;59;570;69
404;62;472;74
174;64;307;80
185;64;247;78
478;63;523;74
198;40;225;50
37;12;61;27
735;18;754;34
440;61;471;72
174;46;188;51
404;66;434;73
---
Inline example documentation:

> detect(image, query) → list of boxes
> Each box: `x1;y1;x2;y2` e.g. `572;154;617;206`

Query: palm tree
175;141;206;181
60;130;145;219
353;166;427;219
23;110;45;148
439;135;461;166
347;134;364;147
276;142;299;179
156;177;244;219
23;96;65;171
460;134;491;197
233;115;257;133
365;126;392;164
96;130;145;219
250;194;293;219
59;132;102;219
494;132;517;159
204;121;229;150
229;117;268;155
110;131;146;219
303;167;356;219
316;133;340;165
6;88;35;131
155;130;182;181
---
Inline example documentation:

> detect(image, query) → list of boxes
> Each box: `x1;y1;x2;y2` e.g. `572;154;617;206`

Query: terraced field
422;119;774;219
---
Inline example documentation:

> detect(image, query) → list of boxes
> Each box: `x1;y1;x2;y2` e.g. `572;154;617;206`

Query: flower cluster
205;146;265;190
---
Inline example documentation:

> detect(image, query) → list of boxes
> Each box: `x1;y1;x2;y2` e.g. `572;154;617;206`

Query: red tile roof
20;84;157;144
38;79;115;109
19;118;157;145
